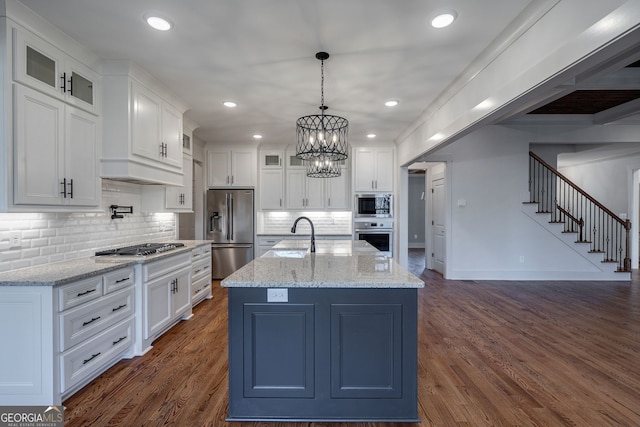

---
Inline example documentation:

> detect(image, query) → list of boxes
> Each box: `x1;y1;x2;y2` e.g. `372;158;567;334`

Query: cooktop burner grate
95;242;185;256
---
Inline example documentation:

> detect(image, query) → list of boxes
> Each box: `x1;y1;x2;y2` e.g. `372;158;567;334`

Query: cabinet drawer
58;276;103;311
60;317;133;393
103;267;135;294
192;275;211;300
257;236;282;246
191;245;211;261
192;259;211;282
59;287;134;352
143;252;191;282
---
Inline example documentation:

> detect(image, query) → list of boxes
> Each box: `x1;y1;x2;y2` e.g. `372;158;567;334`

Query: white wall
0;180;176;273
445;126;605;280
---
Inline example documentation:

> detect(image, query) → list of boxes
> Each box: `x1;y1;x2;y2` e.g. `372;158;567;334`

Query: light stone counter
221;240;424;288
0;240;211;286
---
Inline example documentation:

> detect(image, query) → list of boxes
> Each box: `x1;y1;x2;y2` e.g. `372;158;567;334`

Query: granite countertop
0;240;211;287
222;240;424;289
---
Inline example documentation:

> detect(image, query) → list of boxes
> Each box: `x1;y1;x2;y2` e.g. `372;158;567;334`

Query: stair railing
528;151;631;272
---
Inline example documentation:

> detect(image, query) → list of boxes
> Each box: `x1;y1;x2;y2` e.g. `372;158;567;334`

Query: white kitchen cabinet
260;169;284;210
0;265;135;405
354;147;394;192
14;84;100;207
325;168;350;209
131;80;183;170
260;151;284;168
191;244;212;306
137;252;192;355
165;154;193;210
286;169;325;210
13;27;100;115
102;61;187;186
207;149;256;187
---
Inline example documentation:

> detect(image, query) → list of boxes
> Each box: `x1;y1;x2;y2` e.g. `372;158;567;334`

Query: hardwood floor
63;271;640;426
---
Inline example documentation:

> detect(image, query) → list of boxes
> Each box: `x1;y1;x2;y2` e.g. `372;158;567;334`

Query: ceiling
18;0;537;147
17;1;640;153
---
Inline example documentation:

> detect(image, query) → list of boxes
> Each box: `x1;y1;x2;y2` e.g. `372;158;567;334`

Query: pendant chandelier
295;52;349;178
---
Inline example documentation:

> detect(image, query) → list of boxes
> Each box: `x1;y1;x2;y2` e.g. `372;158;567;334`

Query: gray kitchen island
222;240;424;422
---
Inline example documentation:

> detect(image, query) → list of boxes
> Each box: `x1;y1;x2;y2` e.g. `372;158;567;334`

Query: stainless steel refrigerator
206;189;254;279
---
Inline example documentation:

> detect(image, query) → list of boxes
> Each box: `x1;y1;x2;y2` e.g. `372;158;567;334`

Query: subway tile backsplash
0;180;176;273
258;211;352;235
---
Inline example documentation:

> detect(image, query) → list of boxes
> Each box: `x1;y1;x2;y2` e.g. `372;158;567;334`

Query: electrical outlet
267;288;288;302
9;232;21;249
519;256;525;263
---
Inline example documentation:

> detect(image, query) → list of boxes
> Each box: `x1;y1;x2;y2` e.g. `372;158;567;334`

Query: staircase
525;151;631;280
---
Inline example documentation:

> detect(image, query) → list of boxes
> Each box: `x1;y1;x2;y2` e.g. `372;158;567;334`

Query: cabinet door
260;152;283;169
65;106;100;206
161;102;183;169
231;151;256;187
14;84;65;205
166;155;193;210
172;269;192;318
13;27;65;100
144;277;172;340
131;81;163;163
286;169;306;209
374;149;394;191
326;171;349;209
354;149;376;192
65;56;100;115
305;177;325;209
260;169;283;210
207;150;231;186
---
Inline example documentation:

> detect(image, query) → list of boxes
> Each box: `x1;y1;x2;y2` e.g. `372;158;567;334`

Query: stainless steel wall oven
354;220;393;257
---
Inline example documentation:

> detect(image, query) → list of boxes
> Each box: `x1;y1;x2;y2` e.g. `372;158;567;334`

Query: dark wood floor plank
62;262;640;427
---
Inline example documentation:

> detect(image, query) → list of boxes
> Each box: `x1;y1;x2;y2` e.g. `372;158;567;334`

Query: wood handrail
556;205;583;226
529;151;630;229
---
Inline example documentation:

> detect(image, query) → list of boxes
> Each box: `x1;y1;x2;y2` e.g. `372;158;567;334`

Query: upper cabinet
13;84;100;207
207;149;256;188
354;147;394;192
102;61;188;186
13;27;100;115
0;16;102;212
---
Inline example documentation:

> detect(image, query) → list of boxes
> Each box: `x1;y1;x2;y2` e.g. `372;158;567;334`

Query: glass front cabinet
13;28;100;115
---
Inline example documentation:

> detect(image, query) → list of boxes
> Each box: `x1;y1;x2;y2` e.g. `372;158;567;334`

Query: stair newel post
578;217;584;242
624;219;631;272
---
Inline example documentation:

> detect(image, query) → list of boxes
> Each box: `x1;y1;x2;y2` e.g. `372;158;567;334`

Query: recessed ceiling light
145;14;172;31
385;100;399;107
223;101;237;108
367;133;377;139
252;134;263;140
431;10;457;29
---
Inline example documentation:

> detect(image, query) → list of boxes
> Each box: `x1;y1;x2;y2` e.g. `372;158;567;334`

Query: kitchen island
222;240;424;422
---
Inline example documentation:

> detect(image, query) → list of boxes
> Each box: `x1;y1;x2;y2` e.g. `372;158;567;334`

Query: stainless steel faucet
291;216;316;253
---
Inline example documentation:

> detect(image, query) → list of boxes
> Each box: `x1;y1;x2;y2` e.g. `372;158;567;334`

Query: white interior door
431;168;446;275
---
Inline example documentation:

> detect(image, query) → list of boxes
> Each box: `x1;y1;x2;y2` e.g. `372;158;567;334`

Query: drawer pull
115;277;129;284
77;288;96;297
83;352;101;365
112;304;127;312
112;336;127;346
82;316;101;327
194;288;201;294
194;268;202;274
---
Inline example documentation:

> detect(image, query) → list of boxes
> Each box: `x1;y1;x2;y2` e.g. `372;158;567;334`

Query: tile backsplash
0;180;176;273
258;211;352;235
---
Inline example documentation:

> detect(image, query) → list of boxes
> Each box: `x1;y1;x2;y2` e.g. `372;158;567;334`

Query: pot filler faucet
291;216;316;253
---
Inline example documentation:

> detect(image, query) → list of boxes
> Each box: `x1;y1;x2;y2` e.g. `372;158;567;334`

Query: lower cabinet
0;265;135;405
135;251;193;355
227;287;419;422
191;244;212;305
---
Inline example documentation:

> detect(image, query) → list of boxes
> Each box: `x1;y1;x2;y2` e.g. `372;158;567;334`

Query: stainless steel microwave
355;194;392;218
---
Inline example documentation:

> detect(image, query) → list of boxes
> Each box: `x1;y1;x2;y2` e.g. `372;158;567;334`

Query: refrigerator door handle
225;193;231;241
229;194;234;241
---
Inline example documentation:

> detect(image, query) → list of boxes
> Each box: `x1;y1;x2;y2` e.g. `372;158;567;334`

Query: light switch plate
267;288;288;302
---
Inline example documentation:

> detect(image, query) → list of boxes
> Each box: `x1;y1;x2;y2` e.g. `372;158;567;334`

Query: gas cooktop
95;242;185;256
